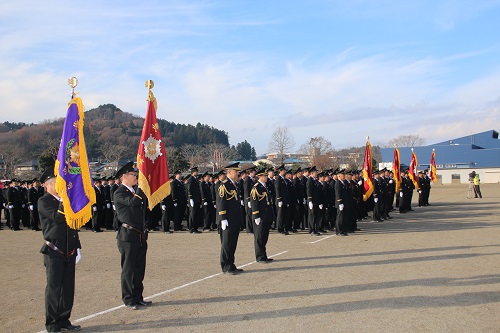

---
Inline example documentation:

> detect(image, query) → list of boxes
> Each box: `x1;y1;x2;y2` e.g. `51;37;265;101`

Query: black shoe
32;228;41;231
234;268;244;273
164;230;173;234
282;231;289;235
190;229;202;234
61;324;81;331
257;258;274;263
93;229;103;233
310;232;321;236
223;270;238;275
125;303;139;310
355;228;361;231
137;300;152;306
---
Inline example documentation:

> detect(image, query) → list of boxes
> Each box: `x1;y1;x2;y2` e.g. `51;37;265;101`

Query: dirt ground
0;184;499;333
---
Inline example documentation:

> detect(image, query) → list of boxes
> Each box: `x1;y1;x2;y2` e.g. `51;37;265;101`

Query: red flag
408;149;419;189
392;147;401;193
429;149;437;182
362;139;374;201
137;82;170;210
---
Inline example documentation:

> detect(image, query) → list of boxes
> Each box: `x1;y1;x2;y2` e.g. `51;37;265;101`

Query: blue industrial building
380;130;500;183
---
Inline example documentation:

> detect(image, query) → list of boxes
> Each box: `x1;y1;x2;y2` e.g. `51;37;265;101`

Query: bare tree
204;143;238;171
298;136;333;155
383;134;426;148
268;127;295;164
100;141;128;175
0;143;27;178
181;144;205;168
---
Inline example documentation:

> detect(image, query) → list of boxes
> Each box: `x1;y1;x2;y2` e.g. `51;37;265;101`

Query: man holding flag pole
39;77;95;332
115;80;170;309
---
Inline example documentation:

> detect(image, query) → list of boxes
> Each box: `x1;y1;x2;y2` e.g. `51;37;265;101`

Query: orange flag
408;149;419;189
362;139;374;201
136;80;170;210
429;149;437;182
392;147;401;193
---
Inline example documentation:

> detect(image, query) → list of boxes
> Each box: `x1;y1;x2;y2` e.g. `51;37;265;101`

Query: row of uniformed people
1;178;44;231
56;163;432;236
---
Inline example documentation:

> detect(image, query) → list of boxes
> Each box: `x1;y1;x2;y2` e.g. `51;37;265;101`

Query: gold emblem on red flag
142;134;163;163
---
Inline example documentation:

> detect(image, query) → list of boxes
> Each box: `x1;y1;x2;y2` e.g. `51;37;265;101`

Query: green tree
167;147;189;173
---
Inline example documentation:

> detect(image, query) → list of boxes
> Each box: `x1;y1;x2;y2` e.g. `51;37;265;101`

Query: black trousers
9;207;21;229
203;204;212;230
308;205;320;233
117;240;147;305
276;204;290;232
244;199;253;233
30;207;40;230
335;208;346;234
188;203;201;231
173;203;184;230
253;219;270;261
44;254;76;332
219;223;240;272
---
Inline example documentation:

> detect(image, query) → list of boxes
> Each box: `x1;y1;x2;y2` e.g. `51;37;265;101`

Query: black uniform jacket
38;193;81;255
114;185;147;243
275;175;288;206
217;179;243;224
250;181;273;222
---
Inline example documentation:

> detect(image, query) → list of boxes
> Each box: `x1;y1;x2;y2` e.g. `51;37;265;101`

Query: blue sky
1;0;500;155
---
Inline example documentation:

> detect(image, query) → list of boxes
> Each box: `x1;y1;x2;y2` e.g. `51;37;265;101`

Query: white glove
8;205;14;209
112;205;116;210
303;198;306;205
221;219;228;230
240;200;244;206
255;217;261;225
400;192;403;198
247;201;251;208
2;203;5;208
190;199;194;207
214;204;216;208
92;206;97;212
418;190;422;194
204;202;207;206
319;204;323;210
339;204;344;211
22;204;25;208
161;205;166;210
374;198;378;203
29;205;33;210
309;202;313;210
358;180;362;186
174;203;177;207
278;201;282;208
389;180;393;184
75;249;81;265
107;203;111;209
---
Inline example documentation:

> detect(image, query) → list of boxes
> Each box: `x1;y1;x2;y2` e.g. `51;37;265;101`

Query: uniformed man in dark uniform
275;164;290;235
201;172;214;231
89;179;104;232
243;166;256;233
2;181;10;229
250;168;274;263
21;180;30;228
217;162;244;274
38;165;82;332
103;177;114;230
266;167;277;229
187;167;202;233
306;166;322;236
334;170;349;236
293;167;306;231
7;178;22;230
170;170;187;231
28;178;42;231
114;162;152;310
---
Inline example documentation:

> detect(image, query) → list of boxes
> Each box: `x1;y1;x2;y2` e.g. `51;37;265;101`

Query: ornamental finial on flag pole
145;79;157;111
68;76;78;99
366;136;370;141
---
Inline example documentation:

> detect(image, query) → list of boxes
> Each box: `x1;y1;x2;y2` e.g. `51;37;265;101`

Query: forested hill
0;103;229;160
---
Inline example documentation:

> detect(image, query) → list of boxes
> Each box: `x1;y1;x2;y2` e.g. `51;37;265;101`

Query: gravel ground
0;183;499;333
